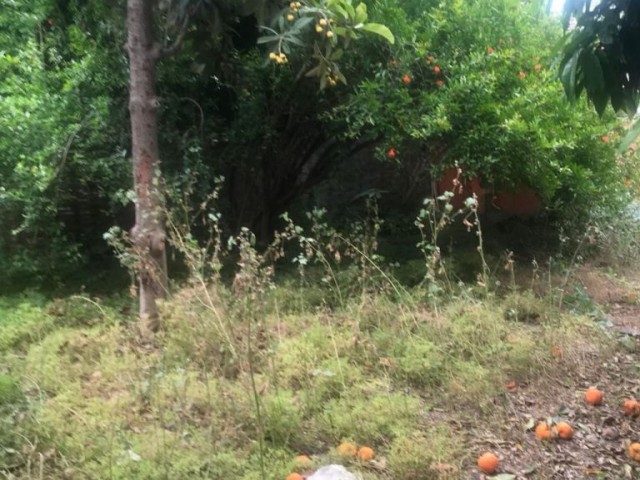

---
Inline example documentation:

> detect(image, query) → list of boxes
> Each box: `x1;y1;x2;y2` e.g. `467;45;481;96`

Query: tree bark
127;0;168;333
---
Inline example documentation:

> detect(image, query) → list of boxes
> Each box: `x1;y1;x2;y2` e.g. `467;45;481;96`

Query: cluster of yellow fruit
618;398;640;463
269;52;288;64
585;386;640;417
326;75;338;87
532;388;603;442
315;18;334;38
287;2;302;21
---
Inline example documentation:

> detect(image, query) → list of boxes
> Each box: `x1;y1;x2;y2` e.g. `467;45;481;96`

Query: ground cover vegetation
1;0;640;479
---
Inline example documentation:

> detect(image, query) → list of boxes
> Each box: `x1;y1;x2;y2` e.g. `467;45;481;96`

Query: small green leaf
320;74;328;90
293;16;314;30
343;1;356;19
334;26;347;36
359;23;395;44
257;35;280;44
580;49;605;94
355;2;368;23
332;4;349;19
610;87;626;112
561;47;581;102
284;33;305;47
591;90;609;117
305;65;323;77
190;63;205;74
330;48;344;61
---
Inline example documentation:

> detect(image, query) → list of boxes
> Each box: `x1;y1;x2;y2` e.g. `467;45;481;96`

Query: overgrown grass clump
1;199;623;478
0;277;611;479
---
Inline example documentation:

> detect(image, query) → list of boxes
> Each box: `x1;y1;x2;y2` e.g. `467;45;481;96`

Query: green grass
0;274;612;480
0;294;52;352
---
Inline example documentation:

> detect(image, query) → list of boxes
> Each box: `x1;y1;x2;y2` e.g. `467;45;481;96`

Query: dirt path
467;265;640;479
578;265;640;337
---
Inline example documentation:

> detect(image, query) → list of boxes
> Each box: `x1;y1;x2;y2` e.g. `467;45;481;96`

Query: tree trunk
127;0;168;333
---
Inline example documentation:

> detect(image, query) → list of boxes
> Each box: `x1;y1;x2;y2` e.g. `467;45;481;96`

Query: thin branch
295;138;337;187
157;23;189;59
179;97;205;133
294;63;309;82
258;25;279;35
347;136;381;156
53;114;92;182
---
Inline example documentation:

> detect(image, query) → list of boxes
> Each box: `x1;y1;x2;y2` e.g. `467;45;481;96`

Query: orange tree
168;0;627;241
323;0;626;224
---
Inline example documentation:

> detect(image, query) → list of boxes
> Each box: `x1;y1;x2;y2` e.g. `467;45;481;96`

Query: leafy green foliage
0;0;130;289
259;0;394;89
0;295;54;352
561;0;639;116
0;373;26;470
0;374;21;406
561;0;640;151
325;0;624;224
0;0;633;293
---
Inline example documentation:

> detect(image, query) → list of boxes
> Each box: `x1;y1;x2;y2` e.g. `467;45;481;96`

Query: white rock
307;464;358;480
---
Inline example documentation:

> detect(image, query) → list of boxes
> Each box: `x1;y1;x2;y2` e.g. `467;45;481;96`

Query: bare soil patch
463;264;640;479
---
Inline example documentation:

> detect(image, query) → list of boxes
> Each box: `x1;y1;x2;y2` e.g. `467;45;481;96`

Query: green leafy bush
325;0;624;227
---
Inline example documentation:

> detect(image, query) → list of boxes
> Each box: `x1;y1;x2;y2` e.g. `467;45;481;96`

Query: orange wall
436;167;541;215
